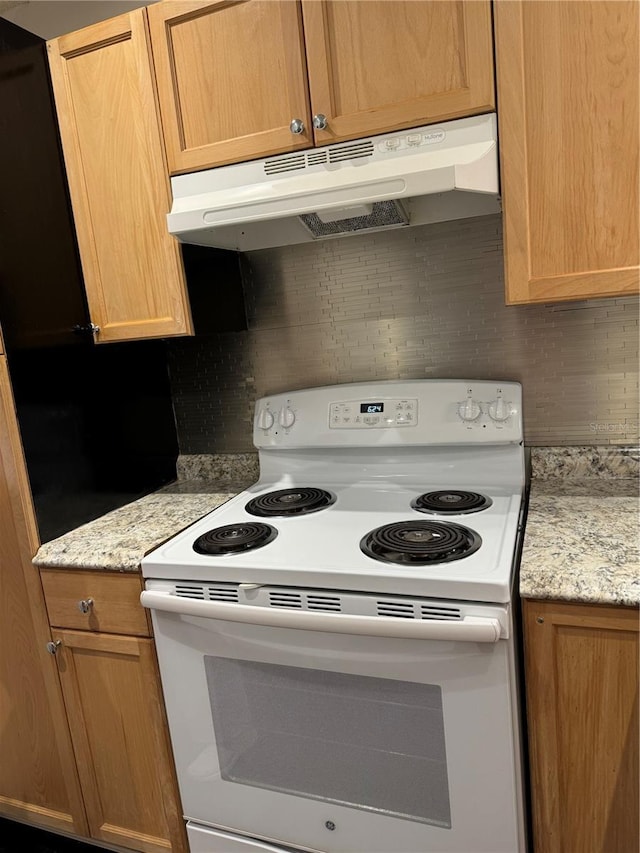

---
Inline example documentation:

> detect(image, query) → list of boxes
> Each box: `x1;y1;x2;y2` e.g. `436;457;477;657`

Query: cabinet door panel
55;630;187;853
148;0;313;173
302;0;494;145
0;358;86;835
47;12;192;342
523;600;639;853
495;1;640;303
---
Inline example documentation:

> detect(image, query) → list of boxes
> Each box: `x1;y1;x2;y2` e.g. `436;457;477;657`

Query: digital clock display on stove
360;403;384;414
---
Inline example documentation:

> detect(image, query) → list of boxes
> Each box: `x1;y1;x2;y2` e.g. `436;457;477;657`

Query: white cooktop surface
143;478;523;603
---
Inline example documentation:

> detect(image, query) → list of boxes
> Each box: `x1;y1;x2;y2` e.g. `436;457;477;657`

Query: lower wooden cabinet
523;599;639;853
41;568;188;853
0;355;87;836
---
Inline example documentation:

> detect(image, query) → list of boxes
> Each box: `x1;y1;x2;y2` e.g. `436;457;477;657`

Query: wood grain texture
54;629;188;853
148;0;313;173
523;599;639;853
495;0;640;304
41;569;150;637
47;11;193;342
0;357;87;835
302;0;494;145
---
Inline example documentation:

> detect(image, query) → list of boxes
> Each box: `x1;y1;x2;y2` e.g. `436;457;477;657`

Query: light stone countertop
521;448;639;607
34;449;640;605
33;479;251;572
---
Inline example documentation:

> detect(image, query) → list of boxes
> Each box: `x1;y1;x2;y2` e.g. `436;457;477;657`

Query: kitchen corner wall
167;214;639;452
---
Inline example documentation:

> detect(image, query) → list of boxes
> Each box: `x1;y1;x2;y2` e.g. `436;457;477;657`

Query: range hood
168;113;499;252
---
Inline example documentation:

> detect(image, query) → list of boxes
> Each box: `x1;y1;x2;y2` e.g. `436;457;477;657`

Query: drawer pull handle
77;598;94;614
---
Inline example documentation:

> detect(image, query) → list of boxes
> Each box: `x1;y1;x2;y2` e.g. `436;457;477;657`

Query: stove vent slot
269;591;303;609
306;594;341;612
174;583;240;603
376;601;416;619
175;583;206;600
207;586;239;602
264;154;306;176
420;605;462;621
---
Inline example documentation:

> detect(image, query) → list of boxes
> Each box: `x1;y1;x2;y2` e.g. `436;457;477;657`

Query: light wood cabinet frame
301;0;495;146
41;569;151;637
0;358;87;835
523;599;639;853
148;0;313;174
495;1;640;304
54;629;188;853
47;11;193;342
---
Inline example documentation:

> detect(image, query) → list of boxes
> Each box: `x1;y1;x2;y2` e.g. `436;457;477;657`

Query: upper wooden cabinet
148;0;495;174
47;11;193;342
148;0;313;173
495;0;640;304
302;0;494;147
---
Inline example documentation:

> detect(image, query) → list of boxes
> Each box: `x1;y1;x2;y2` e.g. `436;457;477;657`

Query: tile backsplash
167;214;639;453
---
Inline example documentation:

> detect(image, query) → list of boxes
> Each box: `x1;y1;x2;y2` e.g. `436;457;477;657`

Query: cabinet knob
72;323;100;337
77;598;94;614
313;113;328;130
46;639;62;655
289;118;305;135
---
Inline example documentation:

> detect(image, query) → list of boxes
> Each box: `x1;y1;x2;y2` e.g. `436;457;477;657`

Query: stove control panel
329;398;418;429
253;381;522;447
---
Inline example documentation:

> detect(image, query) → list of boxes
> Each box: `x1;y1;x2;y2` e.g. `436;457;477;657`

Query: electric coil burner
245;487;336;517
412;490;492;515
360;520;482;565
193;523;277;555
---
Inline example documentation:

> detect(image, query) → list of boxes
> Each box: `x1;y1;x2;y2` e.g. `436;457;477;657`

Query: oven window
204;657;451;828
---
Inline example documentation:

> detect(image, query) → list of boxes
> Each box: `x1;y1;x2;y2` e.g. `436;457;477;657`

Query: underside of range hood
168;114;500;252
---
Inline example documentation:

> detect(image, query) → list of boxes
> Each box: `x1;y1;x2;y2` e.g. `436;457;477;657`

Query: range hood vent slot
328;139;375;163
263;139;374;177
264;154;307;176
306;150;328;166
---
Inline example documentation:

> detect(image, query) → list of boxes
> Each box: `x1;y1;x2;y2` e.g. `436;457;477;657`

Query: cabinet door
47;11;193;342
54;629;187;853
302;0;494;145
495;1;640;304
0;357;87;835
148;0;313;174
523;600;639;853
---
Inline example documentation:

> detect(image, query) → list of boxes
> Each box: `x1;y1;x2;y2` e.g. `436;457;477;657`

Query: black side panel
0;19;88;350
181;244;248;334
9;341;179;543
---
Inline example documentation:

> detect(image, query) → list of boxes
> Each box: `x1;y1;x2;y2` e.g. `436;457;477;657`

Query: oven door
142;585;524;853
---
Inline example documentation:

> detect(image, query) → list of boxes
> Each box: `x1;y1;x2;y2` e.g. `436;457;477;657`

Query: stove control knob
457;398;481;422
257;407;274;431
278;406;296;429
488;398;511;422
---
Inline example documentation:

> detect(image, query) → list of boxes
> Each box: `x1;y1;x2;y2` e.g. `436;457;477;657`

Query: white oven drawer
187;823;292;853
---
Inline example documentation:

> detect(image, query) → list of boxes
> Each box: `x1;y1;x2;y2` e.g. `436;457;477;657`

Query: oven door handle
140;591;503;642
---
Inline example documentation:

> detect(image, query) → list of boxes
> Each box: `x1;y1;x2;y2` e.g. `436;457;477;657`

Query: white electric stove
142;380;527;853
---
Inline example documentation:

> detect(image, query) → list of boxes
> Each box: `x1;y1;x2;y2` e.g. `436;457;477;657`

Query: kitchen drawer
41;569;150;637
